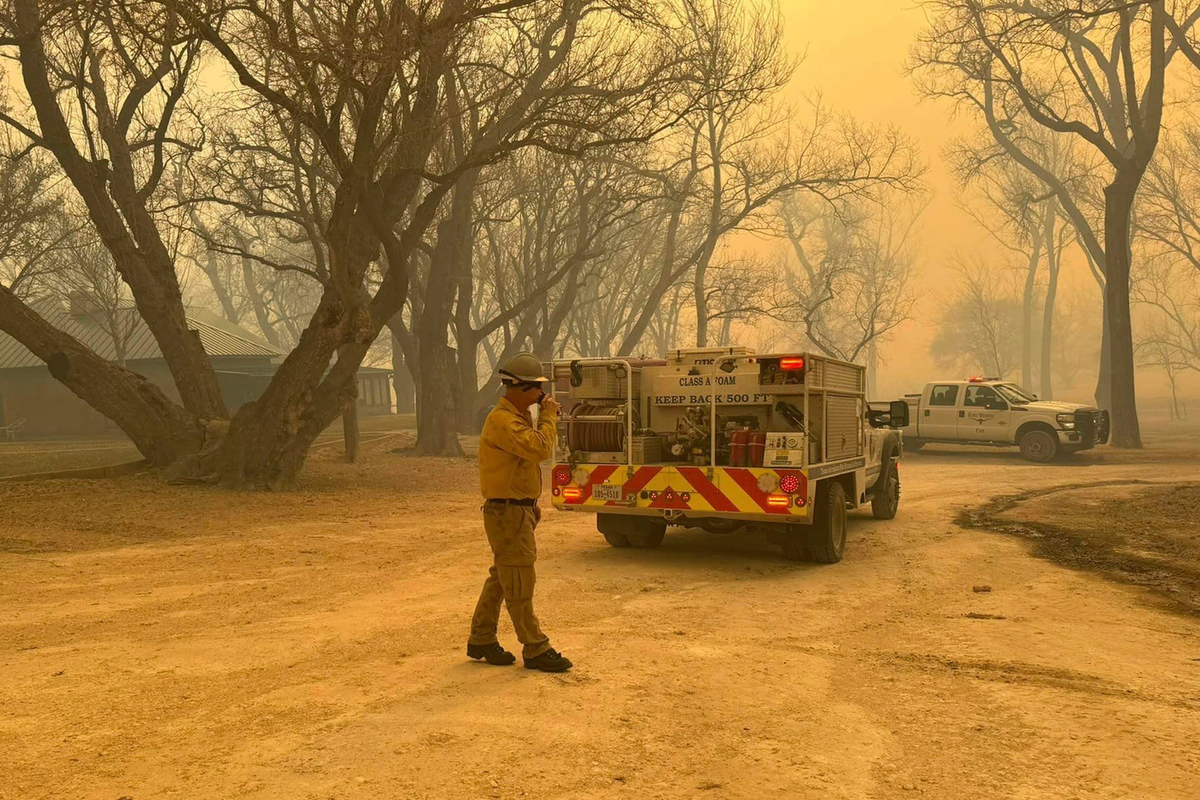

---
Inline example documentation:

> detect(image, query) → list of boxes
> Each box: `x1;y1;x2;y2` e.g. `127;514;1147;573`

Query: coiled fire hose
567;403;634;452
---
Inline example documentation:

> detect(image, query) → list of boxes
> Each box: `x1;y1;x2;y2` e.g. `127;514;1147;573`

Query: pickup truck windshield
996;384;1035;405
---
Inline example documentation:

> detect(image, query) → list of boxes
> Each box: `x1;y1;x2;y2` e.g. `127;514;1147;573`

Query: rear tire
597;514;665;549
1018;428;1059;463
871;466;900;520
807;481;848;564
630;526;666;549
601;531;632;547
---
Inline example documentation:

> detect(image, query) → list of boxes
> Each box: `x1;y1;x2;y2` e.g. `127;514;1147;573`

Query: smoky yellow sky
779;1;986;392
774;1;1142;400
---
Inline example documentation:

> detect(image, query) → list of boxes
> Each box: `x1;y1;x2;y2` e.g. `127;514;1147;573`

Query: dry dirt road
2;441;1199;800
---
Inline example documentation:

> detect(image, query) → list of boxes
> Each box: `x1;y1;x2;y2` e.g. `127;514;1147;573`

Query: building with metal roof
0;299;285;369
0;297;393;438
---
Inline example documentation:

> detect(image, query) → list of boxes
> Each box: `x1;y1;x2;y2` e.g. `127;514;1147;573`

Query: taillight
563;487;583;500
780;357;805;371
778;472;801;494
767;494;791;508
552;465;572;486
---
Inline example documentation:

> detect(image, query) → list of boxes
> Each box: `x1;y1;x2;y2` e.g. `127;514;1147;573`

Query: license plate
592;484;623;501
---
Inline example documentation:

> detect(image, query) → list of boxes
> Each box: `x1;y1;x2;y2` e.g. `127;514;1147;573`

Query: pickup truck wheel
1018;428;1059;463
871;466;900;520
808;481;848;564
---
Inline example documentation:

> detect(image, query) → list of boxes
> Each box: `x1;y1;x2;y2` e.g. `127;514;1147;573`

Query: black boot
523;648;573;673
467;642;516;666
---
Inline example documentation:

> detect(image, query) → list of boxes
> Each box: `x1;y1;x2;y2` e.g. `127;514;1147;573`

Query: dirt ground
2;426;1200;800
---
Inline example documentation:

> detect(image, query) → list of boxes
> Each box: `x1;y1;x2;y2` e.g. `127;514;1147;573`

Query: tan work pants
468;503;552;659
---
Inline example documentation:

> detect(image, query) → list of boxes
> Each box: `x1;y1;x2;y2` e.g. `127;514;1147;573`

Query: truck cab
901;379;1109;462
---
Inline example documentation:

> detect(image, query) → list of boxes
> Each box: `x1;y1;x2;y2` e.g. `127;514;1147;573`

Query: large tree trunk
414;172;477;455
415;343;464;456
1095;296;1112;411
211;198;382;487
214;296;370;487
0;286;202;464
456;328;484;434
1102;176;1142;448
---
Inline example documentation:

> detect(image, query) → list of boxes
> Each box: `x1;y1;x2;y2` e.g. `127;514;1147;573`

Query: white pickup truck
899;379;1110;462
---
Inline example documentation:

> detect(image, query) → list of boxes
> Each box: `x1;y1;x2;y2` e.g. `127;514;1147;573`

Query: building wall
0;357;279;438
357;373;394;416
1;358;394;438
0;367;116;438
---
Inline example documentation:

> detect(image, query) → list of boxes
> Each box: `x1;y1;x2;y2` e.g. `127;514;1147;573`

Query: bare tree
912;0;1200;446
44;234;141;366
931;260;1023;379
462;148;658;425
0;146;69;297
777;189;923;365
949;128;1088;398
0;0;227;421
604;0;921;356
1135;255;1200;371
170;0;676;480
1138;336;1190;419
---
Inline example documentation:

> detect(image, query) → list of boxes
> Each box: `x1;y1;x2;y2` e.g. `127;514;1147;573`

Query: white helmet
497;352;549;384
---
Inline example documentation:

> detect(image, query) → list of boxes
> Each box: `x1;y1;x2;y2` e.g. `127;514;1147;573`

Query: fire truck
547;347;910;562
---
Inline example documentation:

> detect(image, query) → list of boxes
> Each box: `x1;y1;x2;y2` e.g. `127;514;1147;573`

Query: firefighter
467;352;573;673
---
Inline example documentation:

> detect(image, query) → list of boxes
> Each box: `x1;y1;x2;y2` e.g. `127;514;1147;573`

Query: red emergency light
778;472;802;494
552;465;572;486
780;357;805;371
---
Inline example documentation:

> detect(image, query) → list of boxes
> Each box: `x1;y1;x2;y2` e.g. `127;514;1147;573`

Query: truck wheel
1018;428;1059;463
597;514;664;549
630;525;666;549
808;481;848;564
871;465;900;520
601;530;632;547
597;514;631;547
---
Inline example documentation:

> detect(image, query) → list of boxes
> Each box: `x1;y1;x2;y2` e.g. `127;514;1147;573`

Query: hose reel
567;402;639;453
